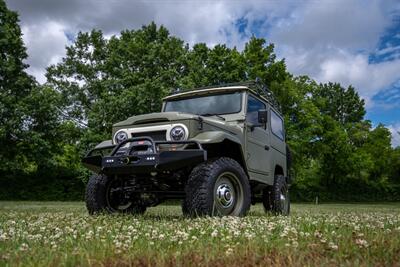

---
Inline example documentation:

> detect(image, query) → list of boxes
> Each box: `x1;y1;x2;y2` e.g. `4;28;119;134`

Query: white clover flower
19;243;29;251
225;248;234;255
0;233;7;241
328;242;338;250
355;239;369;248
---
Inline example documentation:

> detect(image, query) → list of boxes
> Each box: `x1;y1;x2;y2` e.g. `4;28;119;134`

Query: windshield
164;92;242;115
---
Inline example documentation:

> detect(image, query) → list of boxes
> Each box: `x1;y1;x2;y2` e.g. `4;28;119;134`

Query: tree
47;23;187;137
242;37;277;81
389;147;400;184
314;82;365;125
0;0;35;174
1;17;398;201
361;124;392;182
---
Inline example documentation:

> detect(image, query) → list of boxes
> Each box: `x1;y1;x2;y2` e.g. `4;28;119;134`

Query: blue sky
6;0;400;146
367;18;400;128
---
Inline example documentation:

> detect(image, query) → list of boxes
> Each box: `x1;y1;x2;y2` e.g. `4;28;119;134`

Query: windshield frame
162;91;244;116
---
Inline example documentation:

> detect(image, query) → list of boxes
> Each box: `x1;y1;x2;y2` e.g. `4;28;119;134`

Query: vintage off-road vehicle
83;81;291;216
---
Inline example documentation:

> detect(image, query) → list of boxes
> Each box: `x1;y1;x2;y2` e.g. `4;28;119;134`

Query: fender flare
94;140;114;149
191;131;247;173
191;131;242;145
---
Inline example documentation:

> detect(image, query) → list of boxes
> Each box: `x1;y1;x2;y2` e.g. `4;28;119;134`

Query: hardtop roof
163;81;282;115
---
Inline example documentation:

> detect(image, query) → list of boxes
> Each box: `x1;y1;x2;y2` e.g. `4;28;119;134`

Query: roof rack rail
170;79;282;113
245;79;282;113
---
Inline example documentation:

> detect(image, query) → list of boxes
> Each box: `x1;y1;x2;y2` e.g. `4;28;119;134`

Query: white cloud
271;45;400;107
21;21;69;83
318;52;400;105
9;0;295;82
271;0;390;50
387;124;400;148
9;0;250;82
267;0;400;108
7;0;400;112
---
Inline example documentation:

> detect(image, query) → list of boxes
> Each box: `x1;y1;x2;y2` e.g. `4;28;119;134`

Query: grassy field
0;202;399;266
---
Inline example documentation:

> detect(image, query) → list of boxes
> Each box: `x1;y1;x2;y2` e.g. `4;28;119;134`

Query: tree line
1;0;399;201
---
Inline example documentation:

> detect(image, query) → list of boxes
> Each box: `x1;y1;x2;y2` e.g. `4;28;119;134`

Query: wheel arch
200;139;248;176
274;164;285;177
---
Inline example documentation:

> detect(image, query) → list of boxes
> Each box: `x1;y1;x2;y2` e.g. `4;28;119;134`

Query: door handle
265;145;270;150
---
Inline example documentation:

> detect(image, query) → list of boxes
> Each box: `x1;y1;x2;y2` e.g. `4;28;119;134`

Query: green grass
0;202;399;266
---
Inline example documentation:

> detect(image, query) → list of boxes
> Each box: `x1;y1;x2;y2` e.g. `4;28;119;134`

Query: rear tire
184;157;251;217
262;174;290;215
262;186;272;212
181;199;190;217
85;174;146;215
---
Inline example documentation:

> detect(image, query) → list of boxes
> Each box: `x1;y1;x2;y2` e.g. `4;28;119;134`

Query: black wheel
85;174;146;215
181;199;190;217
184;157;251;217
262;187;272;212
262;174;290;215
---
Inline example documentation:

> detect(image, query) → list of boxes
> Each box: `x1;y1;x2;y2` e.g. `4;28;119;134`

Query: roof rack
170;79;282;113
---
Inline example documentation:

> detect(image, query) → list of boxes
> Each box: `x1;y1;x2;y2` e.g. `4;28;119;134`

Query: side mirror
258;109;268;124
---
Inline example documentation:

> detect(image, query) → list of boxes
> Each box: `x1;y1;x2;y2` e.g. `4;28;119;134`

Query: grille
131;130;167;141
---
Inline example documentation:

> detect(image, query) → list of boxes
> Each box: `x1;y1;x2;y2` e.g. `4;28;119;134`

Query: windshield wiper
200;113;226;121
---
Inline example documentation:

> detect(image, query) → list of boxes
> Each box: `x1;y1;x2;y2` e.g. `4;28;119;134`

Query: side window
246;95;266;127
271;110;284;140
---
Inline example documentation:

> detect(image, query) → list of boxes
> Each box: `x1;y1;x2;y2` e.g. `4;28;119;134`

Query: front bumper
82;137;207;175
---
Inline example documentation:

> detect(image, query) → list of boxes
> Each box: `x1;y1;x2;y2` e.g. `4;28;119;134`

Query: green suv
83;81;291;216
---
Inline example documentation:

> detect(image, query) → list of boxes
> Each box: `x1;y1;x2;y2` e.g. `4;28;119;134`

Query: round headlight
115;131;128;144
170;126;186;141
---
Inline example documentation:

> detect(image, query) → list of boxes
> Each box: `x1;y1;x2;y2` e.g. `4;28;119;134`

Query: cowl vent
133;118;170;125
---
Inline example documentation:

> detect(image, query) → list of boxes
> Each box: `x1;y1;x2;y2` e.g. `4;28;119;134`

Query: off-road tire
184;157;251;217
262;174;290;215
262;186;272;212
181;199;190;217
85;174;146;215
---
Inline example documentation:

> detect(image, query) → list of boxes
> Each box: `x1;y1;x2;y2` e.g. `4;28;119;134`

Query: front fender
82;140;115;173
94;140;113;149
191;131;242;145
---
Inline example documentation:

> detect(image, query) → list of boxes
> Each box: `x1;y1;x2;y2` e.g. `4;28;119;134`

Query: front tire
184;158;251;217
85;174;146;215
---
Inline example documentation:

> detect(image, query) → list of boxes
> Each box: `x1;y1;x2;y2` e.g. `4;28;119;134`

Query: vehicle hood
113;112;199;127
113;112;240;132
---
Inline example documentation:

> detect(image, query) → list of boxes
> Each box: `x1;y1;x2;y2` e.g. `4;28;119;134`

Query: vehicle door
269;108;286;175
245;94;271;183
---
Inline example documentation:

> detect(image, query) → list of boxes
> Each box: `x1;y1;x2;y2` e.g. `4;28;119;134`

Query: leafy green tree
1;14;398;201
314;82;365;125
179;43;246;88
0;1;85;200
47;23;187;137
242;37;278;81
0;0;35;174
361;124;392;182
205;44;245;85
281;77;323;178
389;147;400;184
179;43;210;88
